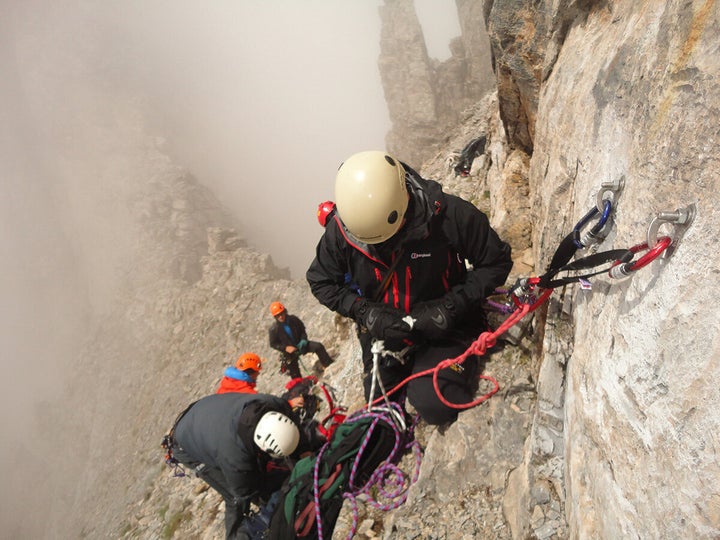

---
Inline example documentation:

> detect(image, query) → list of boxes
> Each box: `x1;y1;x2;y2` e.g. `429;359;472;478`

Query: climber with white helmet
168;392;305;539
306;151;513;425
268;302;334;379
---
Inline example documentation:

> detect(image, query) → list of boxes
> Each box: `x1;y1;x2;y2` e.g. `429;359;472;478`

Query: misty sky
110;0;460;277
1;0;461;535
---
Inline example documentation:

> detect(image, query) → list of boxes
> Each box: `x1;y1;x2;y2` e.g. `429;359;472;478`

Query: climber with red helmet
306;151;512;425
316;200;337;227
268;302;334;379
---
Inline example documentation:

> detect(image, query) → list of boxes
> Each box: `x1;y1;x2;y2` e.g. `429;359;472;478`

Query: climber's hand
410;292;467;340
351;299;413;341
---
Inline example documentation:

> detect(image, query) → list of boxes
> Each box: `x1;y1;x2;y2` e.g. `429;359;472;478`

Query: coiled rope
311;404;422;540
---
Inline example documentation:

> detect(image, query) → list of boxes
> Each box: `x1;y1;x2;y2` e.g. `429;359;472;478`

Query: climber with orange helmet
268;302;334;379
216;352;305;409
216;352;263;395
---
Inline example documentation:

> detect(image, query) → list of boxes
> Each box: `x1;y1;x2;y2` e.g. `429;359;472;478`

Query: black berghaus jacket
305;164;513;337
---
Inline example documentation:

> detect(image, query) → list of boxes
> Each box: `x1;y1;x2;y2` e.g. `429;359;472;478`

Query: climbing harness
161;434;186;477
161;400;199;478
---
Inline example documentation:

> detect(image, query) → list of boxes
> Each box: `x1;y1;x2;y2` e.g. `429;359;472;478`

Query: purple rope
309;404;423;540
312;440;331;540
486;299;514;314
342;405;423;539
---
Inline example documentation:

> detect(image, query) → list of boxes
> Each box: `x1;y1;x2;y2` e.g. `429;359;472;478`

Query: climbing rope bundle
266;403;421;540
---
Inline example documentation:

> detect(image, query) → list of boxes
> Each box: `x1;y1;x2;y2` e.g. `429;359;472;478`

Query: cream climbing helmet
334;151;409;244
254;411;300;458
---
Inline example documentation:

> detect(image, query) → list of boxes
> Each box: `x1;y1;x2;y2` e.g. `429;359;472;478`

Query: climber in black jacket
268;302;334;378
170;392;305;539
306;151;513;425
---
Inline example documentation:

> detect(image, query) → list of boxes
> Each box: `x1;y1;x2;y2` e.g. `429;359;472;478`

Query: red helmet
269;301;286;317
317;200;336;227
235;352;262;372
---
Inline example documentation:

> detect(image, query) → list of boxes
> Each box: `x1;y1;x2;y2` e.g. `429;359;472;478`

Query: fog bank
0;0;463;536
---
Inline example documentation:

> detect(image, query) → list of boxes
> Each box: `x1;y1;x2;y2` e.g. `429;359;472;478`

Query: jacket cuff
339;294;361;317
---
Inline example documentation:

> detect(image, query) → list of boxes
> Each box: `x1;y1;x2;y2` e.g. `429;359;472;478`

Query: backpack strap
294;463;343;536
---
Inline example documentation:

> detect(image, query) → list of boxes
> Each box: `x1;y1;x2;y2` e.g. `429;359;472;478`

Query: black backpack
266;408;408;539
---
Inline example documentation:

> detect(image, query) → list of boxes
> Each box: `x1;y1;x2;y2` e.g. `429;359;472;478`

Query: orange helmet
235;352;262;372
269;301;286;317
317;200;336;227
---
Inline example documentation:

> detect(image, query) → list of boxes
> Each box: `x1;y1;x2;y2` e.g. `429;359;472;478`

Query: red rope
371;287;554;410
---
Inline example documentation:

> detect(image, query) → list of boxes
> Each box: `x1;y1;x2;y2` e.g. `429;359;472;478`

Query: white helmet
335;151;409;244
254;411;300;458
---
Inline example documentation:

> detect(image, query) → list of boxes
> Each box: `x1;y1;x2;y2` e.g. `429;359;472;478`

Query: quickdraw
369;190;695;416
573;176;623;249
538;178;623;288
608;236;672;279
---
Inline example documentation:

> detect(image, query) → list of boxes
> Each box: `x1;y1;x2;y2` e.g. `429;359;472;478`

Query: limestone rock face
383;0;720;538
487;1;720;538
379;0;494;167
484;0;591;153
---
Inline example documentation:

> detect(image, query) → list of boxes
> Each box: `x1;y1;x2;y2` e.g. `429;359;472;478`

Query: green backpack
267;409;405;539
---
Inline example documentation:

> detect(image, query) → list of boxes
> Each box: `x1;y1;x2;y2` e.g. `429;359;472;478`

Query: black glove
410;292;467;340
351;299;412;341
